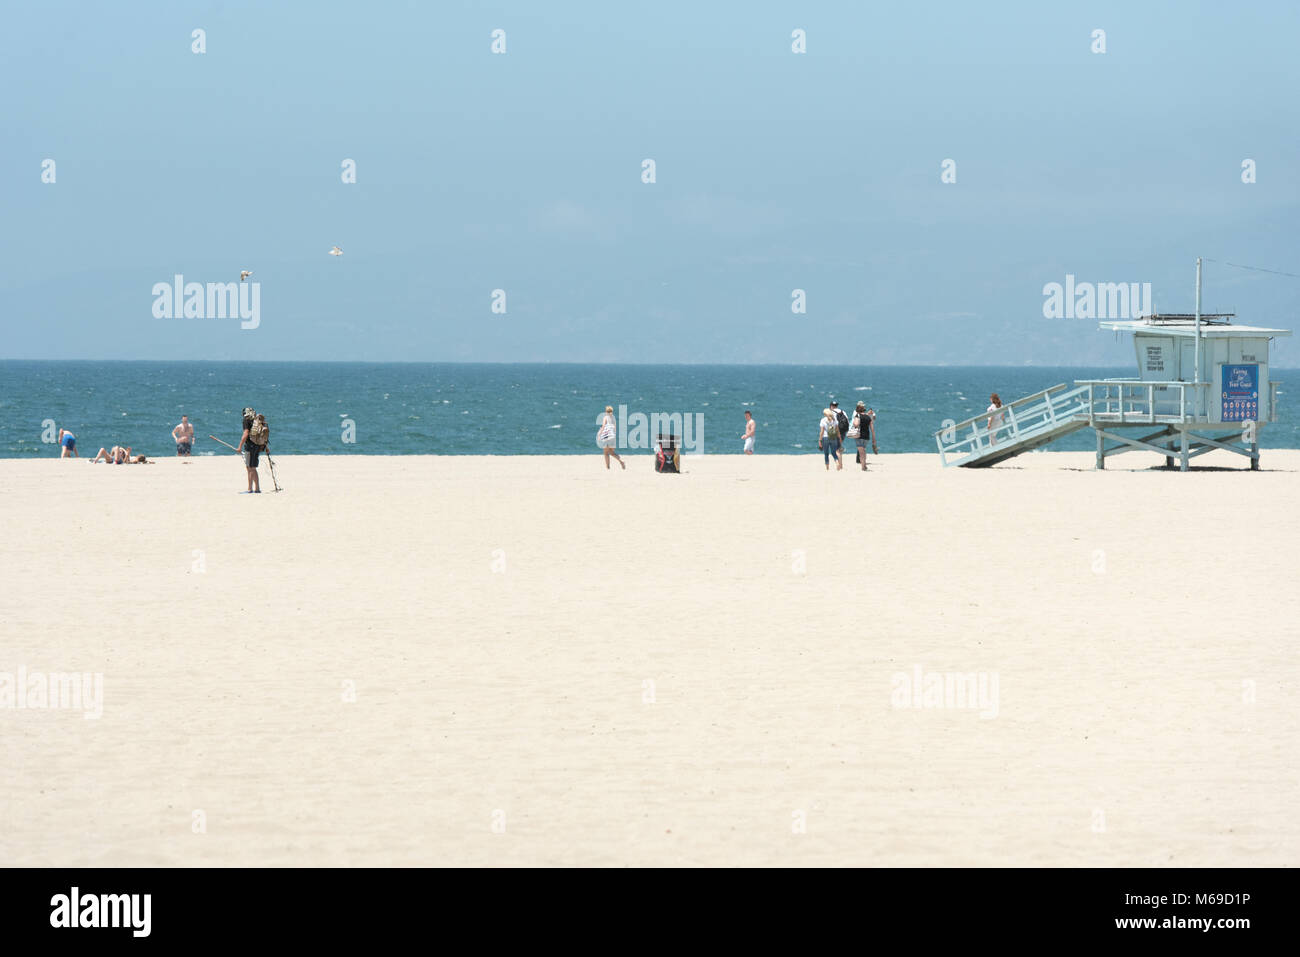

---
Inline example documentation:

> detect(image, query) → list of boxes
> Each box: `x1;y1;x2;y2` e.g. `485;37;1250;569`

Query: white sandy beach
1;450;1297;867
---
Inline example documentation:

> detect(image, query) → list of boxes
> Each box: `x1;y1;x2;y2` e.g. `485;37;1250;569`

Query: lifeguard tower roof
1099;314;1292;337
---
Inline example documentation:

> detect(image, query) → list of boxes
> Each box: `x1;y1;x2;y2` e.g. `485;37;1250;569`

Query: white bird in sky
240;270;252;281
329;246;343;256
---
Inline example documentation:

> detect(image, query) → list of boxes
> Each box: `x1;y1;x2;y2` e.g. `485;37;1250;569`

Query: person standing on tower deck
986;393;1005;446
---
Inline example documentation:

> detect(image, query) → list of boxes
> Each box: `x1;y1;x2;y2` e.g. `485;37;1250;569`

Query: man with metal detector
235;406;269;494
208;408;280;492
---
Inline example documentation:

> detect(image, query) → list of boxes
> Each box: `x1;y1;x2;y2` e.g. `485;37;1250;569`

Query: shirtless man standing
741;410;756;455
172;415;194;456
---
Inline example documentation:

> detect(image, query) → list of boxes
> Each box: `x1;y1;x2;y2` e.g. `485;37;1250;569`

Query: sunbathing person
91;445;131;464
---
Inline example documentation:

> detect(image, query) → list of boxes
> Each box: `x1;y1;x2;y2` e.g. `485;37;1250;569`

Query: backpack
834;408;850;438
249;413;269;447
825;415;839;441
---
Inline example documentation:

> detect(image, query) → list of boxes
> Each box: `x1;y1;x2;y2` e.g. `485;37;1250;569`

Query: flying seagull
329;246;343;256
240;270;252;281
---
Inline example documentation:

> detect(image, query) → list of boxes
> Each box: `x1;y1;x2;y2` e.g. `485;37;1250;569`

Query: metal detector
209;434;282;492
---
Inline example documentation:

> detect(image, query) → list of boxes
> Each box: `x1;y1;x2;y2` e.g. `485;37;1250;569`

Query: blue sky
3;1;1298;364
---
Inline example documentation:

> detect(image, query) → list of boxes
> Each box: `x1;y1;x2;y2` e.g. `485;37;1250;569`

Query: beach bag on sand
655;433;680;473
249;414;269;447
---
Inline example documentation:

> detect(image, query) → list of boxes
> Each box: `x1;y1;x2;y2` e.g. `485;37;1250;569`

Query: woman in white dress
598;405;625;470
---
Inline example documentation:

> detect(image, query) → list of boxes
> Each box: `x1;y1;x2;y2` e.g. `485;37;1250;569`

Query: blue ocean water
1;361;1295;457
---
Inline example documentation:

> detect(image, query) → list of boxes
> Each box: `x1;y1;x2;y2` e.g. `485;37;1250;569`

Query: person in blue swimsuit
58;429;77;458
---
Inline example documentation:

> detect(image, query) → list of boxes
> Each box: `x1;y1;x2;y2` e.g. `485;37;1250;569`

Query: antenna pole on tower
1194;258;1203;398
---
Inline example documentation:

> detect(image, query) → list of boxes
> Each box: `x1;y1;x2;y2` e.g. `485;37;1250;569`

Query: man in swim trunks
741;410;756;454
58;428;77;457
172;415;194;456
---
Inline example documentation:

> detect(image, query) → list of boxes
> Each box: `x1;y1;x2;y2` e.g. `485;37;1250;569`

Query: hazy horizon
0;358;1146;367
4;1;1298;366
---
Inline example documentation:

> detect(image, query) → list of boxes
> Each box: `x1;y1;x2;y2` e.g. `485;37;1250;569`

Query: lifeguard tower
934;260;1291;471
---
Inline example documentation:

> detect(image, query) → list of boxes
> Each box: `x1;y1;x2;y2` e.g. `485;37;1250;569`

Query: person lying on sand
90;445;128;463
89;446;147;464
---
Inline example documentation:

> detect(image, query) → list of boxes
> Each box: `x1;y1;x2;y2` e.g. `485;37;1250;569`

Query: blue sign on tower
1221;364;1259;422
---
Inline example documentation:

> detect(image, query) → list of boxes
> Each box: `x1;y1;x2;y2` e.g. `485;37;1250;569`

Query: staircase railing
933;383;1091;467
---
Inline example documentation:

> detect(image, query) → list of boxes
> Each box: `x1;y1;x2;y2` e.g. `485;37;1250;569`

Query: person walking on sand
829;401;851;452
58;428;77;458
172;415;194;456
598;405;625;470
236;407;262;493
851;401;872;471
818;408;842;471
986;393;1006;447
741;410;756;454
